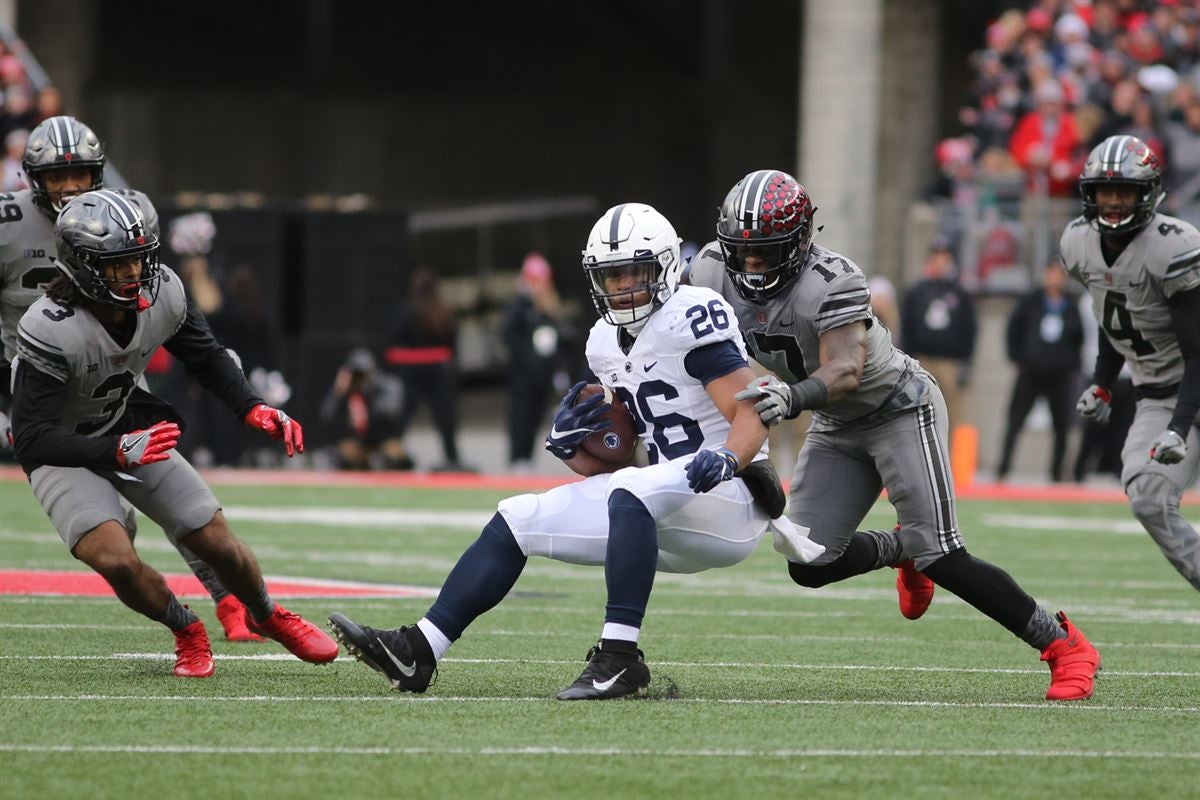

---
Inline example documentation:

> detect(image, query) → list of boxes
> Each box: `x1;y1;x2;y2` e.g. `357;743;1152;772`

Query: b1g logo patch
603;432;621;450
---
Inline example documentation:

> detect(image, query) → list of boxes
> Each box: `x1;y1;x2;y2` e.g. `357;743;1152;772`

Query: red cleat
247;604;339;663
215;595;265;642
1041;612;1100;701
173;620;215;678
892;559;935;620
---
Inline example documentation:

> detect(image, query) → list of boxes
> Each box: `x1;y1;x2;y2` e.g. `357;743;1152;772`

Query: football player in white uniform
0;115;263;641
10;190;338;678
329;203;820;699
690;170;1100;701
1063;135;1200;590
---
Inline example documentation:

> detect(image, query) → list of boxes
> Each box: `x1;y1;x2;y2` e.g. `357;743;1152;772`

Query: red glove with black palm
244;403;304;457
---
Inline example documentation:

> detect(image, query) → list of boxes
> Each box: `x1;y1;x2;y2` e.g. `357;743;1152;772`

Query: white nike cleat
328;612;436;692
556;639;651;700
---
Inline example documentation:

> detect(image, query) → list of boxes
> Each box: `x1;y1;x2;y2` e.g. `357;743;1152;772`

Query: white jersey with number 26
584;284;766;465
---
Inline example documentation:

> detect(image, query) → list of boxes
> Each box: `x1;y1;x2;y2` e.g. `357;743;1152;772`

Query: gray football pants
788;384;964;571
1121;398;1200;591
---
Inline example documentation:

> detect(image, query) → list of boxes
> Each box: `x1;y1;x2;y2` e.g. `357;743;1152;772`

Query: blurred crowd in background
924;0;1199;291
1;0;1195;481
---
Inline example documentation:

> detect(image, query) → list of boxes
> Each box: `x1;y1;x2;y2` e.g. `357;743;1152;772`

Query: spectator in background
901;237;977;432
1;128;27;191
867;276;901;339
1;85;36;142
996;262;1084;483
1009;79;1083;198
320;348;410;471
386;267;470;472
33;87;63;123
502;252;576;473
209;266;290;467
1163;97;1200;221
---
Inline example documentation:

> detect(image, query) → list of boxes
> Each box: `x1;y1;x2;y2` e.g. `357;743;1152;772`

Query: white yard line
0;652;1194;677
0;743;1195;759
0;694;1194;713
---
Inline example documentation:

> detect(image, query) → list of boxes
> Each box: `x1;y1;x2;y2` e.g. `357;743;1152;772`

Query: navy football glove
544;381;611;460
685;447;739;494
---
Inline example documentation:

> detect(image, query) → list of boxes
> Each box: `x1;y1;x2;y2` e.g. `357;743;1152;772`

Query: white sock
601;622;640;645
417;617;453;662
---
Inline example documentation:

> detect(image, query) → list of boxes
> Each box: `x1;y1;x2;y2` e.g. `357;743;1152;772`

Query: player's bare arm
814;320;867;402
705;365;768;469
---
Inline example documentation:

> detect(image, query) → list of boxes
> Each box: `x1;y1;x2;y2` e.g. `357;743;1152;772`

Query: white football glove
1149;429;1187;465
768;516;826;563
734;376;793;427
1075;384;1112;425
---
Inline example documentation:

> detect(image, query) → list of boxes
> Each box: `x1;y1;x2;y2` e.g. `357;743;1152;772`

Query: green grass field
1;477;1197;800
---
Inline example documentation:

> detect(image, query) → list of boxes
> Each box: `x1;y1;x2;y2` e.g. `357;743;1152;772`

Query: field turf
1;476;1197;800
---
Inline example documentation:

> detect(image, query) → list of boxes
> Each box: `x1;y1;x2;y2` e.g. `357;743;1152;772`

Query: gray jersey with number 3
689;242;928;431
15;265;187;436
1061;213;1200;388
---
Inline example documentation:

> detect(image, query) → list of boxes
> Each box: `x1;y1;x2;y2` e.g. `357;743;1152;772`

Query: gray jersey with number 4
15;265;187;436
689;242;928;431
0;190;57;364
1061;213;1200;388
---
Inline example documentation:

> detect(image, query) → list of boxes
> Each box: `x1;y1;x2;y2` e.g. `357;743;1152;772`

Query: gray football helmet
22;116;106;218
1079;135;1163;235
55;190;161;311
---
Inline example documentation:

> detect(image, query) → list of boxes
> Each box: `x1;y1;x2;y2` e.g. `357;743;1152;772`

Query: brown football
577;384;638;463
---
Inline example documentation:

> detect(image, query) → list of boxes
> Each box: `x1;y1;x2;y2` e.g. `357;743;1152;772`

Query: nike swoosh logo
780;319;795;327
377;636;416;677
140;347;155;357
549;424;594;440
121;432;148;454
644;362;657;372
592;668;627;692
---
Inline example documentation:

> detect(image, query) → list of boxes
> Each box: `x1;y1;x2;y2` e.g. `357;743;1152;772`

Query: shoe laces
175;627;211;661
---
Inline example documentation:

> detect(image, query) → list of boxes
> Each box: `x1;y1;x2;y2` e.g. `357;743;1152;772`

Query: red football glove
244;403;304;457
116;421;180;468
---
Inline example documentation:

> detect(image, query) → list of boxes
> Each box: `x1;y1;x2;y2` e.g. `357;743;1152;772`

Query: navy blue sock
425;512;527;641
604;489;658;628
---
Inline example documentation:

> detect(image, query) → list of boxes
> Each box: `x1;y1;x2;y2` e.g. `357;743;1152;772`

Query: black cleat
556;640;651;701
328;612;436;693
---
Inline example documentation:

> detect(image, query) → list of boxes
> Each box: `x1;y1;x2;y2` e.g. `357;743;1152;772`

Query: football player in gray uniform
1063;135;1200;591
10;190;338;678
329;203;821;699
690;169;1100;701
0;116;264;642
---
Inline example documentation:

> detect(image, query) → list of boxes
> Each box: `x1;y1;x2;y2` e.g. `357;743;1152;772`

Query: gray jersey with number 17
689;242;928;432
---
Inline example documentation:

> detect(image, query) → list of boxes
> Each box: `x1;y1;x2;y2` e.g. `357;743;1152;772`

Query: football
577;384;638;463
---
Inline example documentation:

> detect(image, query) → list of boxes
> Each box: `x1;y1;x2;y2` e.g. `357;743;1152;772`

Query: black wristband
787;376;829;417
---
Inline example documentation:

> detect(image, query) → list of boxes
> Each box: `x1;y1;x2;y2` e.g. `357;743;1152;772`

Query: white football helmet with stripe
582;203;683;333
